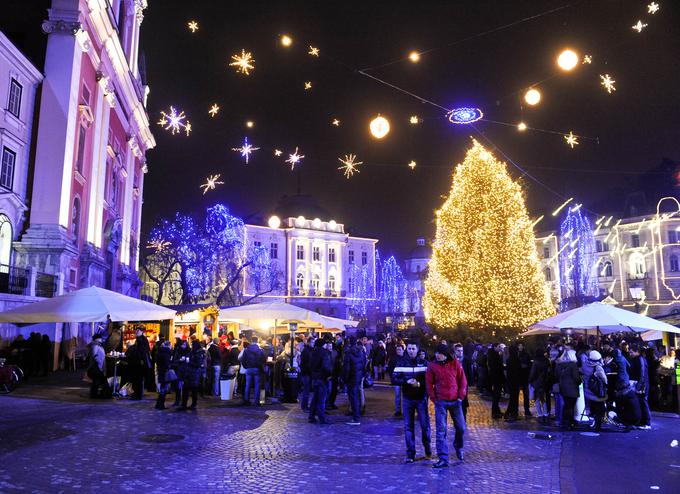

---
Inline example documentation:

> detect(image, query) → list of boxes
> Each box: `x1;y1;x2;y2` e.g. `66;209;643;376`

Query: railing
35;272;57;298
0;264;29;295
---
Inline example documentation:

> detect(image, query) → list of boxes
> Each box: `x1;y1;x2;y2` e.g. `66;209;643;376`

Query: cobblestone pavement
0;376;565;494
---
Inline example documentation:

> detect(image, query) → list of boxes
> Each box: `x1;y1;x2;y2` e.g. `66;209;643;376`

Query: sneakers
636;425;652;430
432;459;449;469
345;420;361;425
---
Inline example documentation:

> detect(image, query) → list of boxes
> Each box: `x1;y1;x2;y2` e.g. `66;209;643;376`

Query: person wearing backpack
582;350;608;431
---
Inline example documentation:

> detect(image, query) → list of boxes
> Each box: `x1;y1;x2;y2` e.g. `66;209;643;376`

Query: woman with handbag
154;340;174;410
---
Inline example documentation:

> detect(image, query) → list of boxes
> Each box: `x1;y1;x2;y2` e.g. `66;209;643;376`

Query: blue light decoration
558;205;599;309
379;255;407;317
348;263;372;319
447;107;484;125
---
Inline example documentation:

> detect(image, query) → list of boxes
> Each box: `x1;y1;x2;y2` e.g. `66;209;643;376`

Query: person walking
453;343;470;420
393;340;431;462
154;340;173;410
299;338;313;411
528;348;550;424
518;342;532;417
487;343;505;419
206;337;222;396
556;349;581;431
372;340;387;380
504;344;521;422
87;332;109;399
582;350;608;431
172;339;190;407
388;344;405;417
426;344;468;468
240;337;265;406
308;339;333;424
343;337;366;425
629;343;652;429
180;339;206;410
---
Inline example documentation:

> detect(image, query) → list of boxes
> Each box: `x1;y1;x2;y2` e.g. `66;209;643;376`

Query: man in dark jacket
125;329;152;400
426;344;468;468
240;337;265;406
299;339;313;411
388;345;405;417
308;339;333;424
206;337;222;396
392;340;431;462
629;343;651;429
487;343;506;419
180;339;206;410
343;337;366;425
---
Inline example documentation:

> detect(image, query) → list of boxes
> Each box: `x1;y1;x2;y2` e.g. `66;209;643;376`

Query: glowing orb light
313;218;322;229
408;51;420;63
268;215;281;229
281;34;293;47
557;49;579;71
295;216;306;228
447;107;483;125
517;122;527;132
328;220;337;230
369;115;390;139
524;88;541;106
246;120;254;128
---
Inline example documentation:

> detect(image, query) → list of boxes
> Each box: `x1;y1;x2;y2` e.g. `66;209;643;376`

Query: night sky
11;0;680;258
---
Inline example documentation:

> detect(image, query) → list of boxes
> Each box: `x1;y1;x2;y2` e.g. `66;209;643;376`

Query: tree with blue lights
559;205;599;309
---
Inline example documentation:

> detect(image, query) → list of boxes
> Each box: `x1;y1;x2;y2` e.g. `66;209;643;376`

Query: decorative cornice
134;0;148;24
42;19;82;35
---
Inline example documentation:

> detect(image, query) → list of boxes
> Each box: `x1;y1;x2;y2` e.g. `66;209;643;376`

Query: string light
337;154;363;178
556;49;579;71
517;122;527;132
600;74;616;93
409;116;420;124
647;2;659;14
531;215;545;228
524;88;542;106
332;118;340;126
229;49;255;75
280;34;293;47
632;20;648;33
369;115;390;139
308;45;320;56
408;160;417;170
286;147;305;170
184;121;192;136
408;51;420;63
558;205;599;306
158;106;190;136
188;21;198;33
147;238;171;253
447;107;484;125
245;120;254;128
200;174;224;195
231;137;260;164
304;81;312;90
208;104;220;117
564;131;579;148
582;55;592;64
552;197;573;216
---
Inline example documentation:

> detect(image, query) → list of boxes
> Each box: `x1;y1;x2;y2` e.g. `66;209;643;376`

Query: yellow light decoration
200;174;224;195
531;215;544;228
408;51;420;63
423;140;555;332
308;45;320;56
188;21;198;33
557;49;579;71
229;49;255;75
517;122;527;132
274;149;283;156
648;2;659;14
332;118;340;126
524;88;541;106
369;115;390;139
564;131;579;148
408;160;417;170
304;81;312;90
208;104;220;117
582;55;592;64
552;197;573;216
409;116;420;124
184;121;192;136
337;154;363;179
600;74;616;93
280;34;293;47
632;20;648;33
246;120;254;128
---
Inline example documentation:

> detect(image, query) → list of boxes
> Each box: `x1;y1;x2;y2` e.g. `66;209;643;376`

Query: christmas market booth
169;304;241;341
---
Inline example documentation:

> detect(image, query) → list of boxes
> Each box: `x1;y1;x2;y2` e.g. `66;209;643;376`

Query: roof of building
273;194;331;221
406;243;431;260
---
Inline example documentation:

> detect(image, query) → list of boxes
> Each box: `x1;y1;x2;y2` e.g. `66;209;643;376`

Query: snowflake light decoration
582;55;592;64
188;21;198;33
274;149;283;157
184;121;192;136
332;118;340;126
408;160;417;170
600;74;616;93
147;238;171;253
158;106;191;136
200;174;224;195
564;132;579;148
447;107;484;125
229;49;255;75
632;20;648;33
338;154;363;179
409;115;420;124
231;137;260;164
647;2;659;14
209;104;220;117
286;147;305;170
308;45;320;56
304;81;313;90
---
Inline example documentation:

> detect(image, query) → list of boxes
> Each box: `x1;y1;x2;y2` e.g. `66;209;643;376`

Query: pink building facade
13;0;155;296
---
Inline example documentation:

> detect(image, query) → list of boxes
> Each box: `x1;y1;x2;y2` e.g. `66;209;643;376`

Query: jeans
403;396;431;458
638;390;651;426
554;393;564;425
244;368;261;403
300;374;311;410
348;383;361;421
394;386;402;414
309;379;328;421
210;365;221;396
535;396;548;417
434;400;466;463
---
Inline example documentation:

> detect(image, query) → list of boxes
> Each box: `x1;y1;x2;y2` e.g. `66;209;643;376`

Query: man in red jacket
426;343;468;468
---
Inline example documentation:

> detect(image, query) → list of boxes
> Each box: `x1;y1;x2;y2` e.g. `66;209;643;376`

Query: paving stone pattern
0;383;562;493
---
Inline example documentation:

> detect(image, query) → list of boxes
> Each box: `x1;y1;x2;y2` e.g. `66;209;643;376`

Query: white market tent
0;286;176;323
522;302;680;337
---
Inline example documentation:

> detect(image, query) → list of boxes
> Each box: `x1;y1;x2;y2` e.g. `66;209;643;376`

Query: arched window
629;253;645;279
312;274;320;292
295;272;304;290
71;197;81;242
544;268;552;281
328;275;336;291
671;255;679;273
0;214;12;266
604;261;613;277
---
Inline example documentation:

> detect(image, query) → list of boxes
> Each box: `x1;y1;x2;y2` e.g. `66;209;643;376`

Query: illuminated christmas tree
423;140;555;335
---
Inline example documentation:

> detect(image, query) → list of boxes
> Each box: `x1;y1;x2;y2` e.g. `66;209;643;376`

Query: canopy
0;286;176;323
218;301;358;330
523;302;680;336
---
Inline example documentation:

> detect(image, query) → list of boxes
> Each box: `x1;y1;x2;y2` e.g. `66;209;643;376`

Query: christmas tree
423;140;555;335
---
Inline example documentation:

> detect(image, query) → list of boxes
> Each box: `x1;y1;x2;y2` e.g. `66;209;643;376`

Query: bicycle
0;358;23;394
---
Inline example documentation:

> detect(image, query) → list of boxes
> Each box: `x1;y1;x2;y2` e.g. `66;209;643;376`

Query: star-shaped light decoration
286;147;305;170
564;132;579;148
647;2;659;14
147;238;171;253
184;121;192;136
208;104;220;117
232;137;260;164
409;115;420;124
332;118;340;126
200;174;224;195
188;21;198;33
582;55;592;64
408;160;417;170
304;81;313;90
158;106;190;135
600;74;616;93
308;45;320;57
229;49;255;75
632;20;648;33
274;149;283;157
337;154;363;179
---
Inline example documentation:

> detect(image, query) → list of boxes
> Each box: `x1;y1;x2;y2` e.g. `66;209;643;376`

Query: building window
602;242;609;252
0;214;12;266
254;241;261;248
349;250;354;264
296;272;304;289
362;251;367;265
604;261;613;277
1;147;16;190
328;248;336;263
75;125;87;175
629;253;645;279
595;240;602;253
669;230;678;244
313;246;320;261
328;275;336;291
544;268;552;281
312;274;320;292
631;234;640;248
671;255;679;272
543;247;550;259
270;242;278;259
296;245;304;260
71;197;81;241
7;78;22;117
110;173;119;209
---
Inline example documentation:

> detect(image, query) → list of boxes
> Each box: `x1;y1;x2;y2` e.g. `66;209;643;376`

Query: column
86;77;109;247
120;149;135;265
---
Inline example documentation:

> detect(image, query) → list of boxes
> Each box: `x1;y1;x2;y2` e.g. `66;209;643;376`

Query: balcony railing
0;264;61;298
0;264;29;295
35;272;57;298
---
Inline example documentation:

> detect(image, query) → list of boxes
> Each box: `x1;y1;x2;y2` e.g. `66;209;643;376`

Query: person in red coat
426;343;468;468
